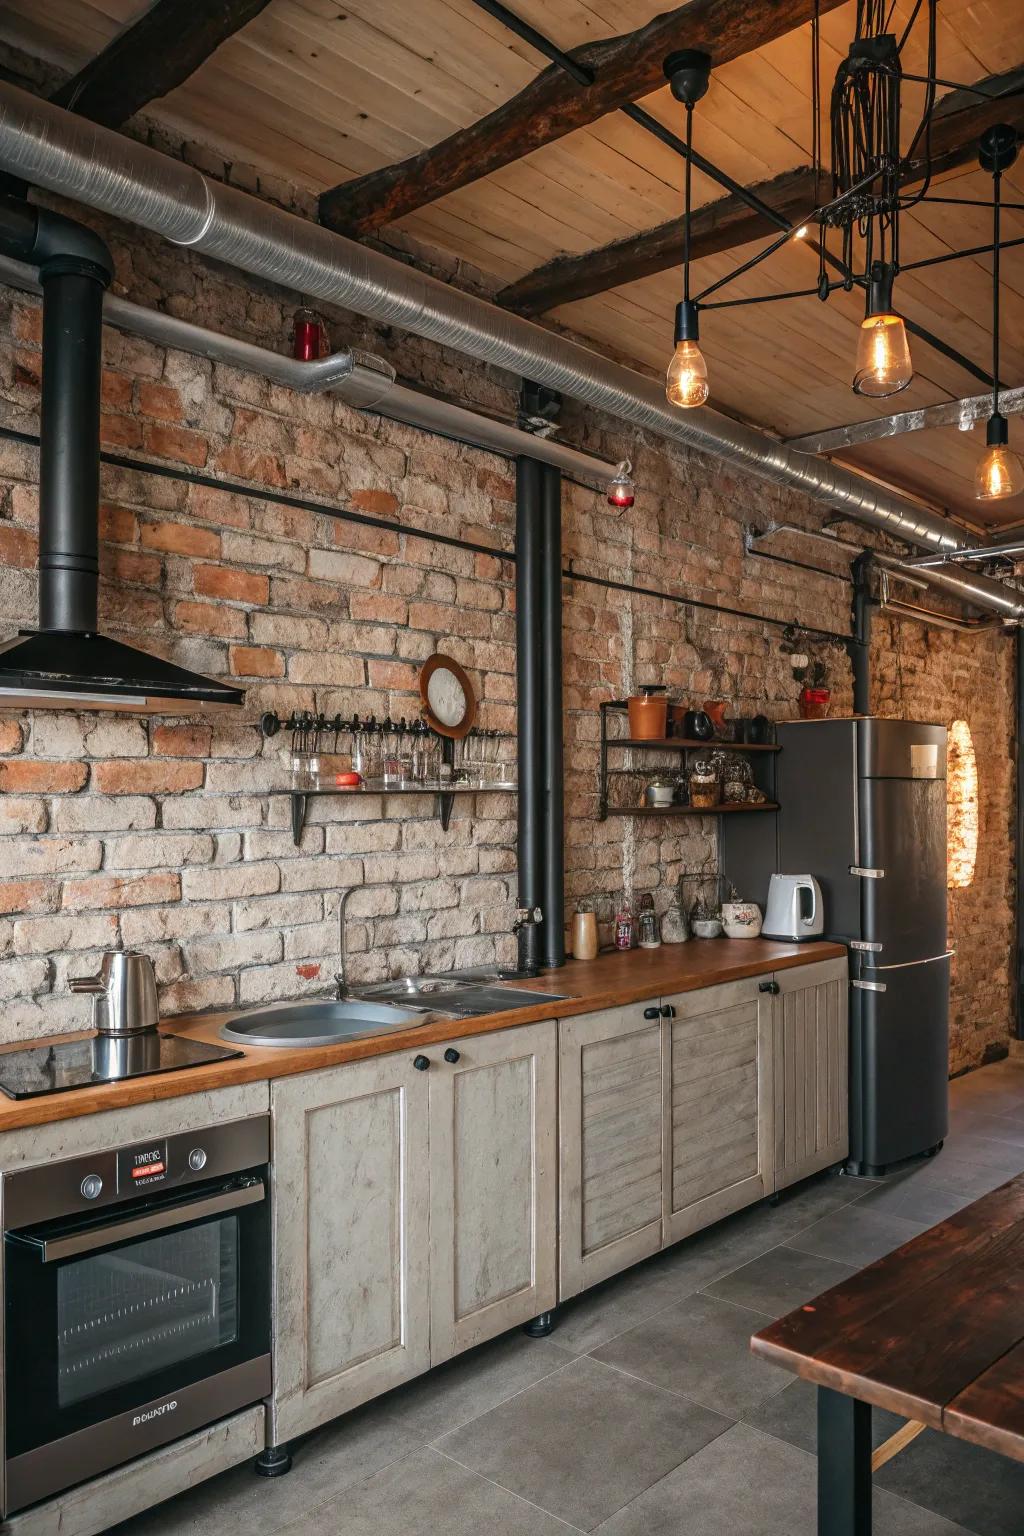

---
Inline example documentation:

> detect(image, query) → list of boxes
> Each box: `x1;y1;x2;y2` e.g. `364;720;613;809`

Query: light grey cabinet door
663;977;773;1244
773;956;849;1190
558;1004;663;1299
428;1021;557;1364
269;1054;431;1443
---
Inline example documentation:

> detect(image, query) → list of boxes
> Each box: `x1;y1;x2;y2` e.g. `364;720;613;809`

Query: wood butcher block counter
0;938;845;1133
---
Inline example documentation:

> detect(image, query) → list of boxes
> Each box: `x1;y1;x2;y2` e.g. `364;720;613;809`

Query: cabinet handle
413;1054;430;1071
759;980;781;995
643;1006;660;1020
443;1048;460;1064
660;1005;676;1019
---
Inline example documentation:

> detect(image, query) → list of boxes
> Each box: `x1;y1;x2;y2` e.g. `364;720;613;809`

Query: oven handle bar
30;1180;265;1263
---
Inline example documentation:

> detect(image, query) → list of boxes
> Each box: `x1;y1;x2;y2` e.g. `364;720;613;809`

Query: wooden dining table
750;1171;1024;1534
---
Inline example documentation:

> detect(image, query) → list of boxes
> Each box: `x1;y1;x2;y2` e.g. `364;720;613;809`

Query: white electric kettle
763;875;824;941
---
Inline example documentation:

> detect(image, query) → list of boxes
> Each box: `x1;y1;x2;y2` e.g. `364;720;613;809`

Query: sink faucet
335;887;358;999
512;905;543;934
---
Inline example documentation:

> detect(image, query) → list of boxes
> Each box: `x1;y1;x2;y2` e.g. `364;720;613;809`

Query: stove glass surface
0;1033;243;1100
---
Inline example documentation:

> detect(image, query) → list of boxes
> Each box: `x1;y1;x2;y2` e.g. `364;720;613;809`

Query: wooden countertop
0;939;845;1134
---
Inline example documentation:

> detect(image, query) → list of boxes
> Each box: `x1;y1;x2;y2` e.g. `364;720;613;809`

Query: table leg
817;1386;872;1536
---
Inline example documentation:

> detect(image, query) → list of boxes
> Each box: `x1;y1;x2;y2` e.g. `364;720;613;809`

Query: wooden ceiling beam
50;0;273;129
318;0;847;238
497;64;1024;315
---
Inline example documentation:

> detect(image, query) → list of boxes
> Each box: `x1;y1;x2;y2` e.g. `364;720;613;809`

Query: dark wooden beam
496;65;1024;314
319;0;847;237
50;0;273;129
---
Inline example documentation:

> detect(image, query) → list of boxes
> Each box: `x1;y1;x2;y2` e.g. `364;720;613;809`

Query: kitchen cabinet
558;1004;663;1298
662;977;774;1244
429;1022;557;1361
772;956;849;1189
269;1053;431;1443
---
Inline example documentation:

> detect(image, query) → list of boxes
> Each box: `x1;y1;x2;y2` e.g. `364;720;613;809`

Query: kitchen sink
220;999;427;1049
356;980;569;1015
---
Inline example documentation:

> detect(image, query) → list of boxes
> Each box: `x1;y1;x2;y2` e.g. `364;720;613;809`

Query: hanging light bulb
975;125;1022;501
853;262;913;397
976;414;1024;502
606;459;636;509
667;300;709;409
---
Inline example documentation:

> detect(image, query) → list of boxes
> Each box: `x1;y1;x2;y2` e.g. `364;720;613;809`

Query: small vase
702;699;729;737
798;687;831;720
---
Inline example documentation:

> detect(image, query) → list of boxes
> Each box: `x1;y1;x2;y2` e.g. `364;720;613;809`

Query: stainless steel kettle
762;875;824;942
69;949;159;1036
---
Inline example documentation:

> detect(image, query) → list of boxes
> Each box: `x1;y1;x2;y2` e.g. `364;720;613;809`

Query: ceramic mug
721;900;763;939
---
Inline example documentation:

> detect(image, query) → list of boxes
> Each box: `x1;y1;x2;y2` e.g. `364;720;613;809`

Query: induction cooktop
0;1032;243;1100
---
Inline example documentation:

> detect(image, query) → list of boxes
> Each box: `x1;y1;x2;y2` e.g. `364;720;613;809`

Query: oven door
4;1172;271;1514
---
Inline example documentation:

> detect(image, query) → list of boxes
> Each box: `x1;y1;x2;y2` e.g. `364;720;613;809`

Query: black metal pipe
851;553;874;715
1016;629;1024;1038
516;455;543;974
539;462;565;969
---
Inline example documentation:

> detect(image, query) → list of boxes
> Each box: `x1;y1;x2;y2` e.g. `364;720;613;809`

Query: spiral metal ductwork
0;82;1022;618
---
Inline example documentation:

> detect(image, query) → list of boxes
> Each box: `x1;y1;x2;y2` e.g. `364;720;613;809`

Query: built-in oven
2;1115;271;1516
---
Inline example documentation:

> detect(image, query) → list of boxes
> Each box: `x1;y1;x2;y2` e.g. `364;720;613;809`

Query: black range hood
0;198;243;712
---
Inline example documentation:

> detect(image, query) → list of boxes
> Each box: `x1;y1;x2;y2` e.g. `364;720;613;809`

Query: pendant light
976;124;1024;502
664;51;711;409
853;262;913;397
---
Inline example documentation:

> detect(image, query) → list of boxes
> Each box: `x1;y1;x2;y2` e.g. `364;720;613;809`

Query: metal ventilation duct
0;84;1021;618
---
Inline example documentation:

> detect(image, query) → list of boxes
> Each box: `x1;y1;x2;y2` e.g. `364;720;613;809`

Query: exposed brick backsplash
0;188;1013;1072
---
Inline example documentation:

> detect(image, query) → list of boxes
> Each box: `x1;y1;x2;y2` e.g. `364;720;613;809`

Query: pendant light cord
683;102;693;303
994;164;1002;416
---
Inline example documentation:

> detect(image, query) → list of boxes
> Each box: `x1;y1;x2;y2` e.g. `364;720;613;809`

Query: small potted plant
793;657;830;719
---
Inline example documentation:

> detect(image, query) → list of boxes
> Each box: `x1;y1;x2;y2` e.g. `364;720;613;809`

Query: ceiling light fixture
664;49;711;410
606;458;636;509
976;123;1023;502
853;260;913;397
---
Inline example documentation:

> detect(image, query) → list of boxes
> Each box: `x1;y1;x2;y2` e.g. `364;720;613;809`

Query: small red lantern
293;307;325;361
607;459;635;509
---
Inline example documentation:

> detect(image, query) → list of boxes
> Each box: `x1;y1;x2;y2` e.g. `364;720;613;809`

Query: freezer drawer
850;954;950;1170
860;777;947;962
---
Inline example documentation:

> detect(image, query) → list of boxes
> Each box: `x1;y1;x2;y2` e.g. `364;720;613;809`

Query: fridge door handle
852;979;887;993
849;866;885;878
862;950;955;973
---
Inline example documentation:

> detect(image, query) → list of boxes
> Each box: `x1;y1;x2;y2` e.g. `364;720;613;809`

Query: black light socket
987;411;1010;448
979;123;1020;175
867;259;897;318
663;49;711;106
674;299;700;344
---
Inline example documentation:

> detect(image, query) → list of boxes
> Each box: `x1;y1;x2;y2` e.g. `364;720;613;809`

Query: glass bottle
637;893;660;950
615;896;635;951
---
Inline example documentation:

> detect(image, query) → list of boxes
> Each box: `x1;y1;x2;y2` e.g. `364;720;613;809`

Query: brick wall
0;188;1014;1070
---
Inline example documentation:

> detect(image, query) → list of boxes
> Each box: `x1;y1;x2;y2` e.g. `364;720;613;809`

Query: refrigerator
725;717;950;1175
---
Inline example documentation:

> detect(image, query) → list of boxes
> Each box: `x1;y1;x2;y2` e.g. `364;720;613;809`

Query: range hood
0;198;243;712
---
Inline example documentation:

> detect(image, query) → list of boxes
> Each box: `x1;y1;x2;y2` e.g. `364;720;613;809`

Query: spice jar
689;758;721;810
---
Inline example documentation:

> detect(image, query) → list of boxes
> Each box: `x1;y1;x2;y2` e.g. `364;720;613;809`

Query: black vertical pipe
516;456;543;974
851;552;873;716
1016;630;1024;1038
540;463;565;968
38;265;106;632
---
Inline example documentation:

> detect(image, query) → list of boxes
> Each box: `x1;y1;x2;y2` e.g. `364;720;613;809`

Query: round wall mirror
419;652;477;739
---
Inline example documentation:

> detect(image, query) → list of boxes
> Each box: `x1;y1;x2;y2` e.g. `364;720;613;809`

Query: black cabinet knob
643;1006;660;1020
759;980;781;995
413;1054;430;1071
444;1048;460;1064
660;1004;676;1018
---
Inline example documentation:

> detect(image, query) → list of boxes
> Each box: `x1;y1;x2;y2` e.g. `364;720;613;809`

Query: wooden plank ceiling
3;0;1024;528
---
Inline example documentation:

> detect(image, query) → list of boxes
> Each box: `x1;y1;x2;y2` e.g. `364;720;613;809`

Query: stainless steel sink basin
353;980;569;1016
221;999;427;1049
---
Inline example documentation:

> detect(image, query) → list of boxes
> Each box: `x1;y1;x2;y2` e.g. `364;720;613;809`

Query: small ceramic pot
692;917;723;939
721;901;763;939
644;776;676;808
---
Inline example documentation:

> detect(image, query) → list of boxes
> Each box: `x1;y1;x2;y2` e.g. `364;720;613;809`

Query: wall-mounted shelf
272;782;517;844
606;803;779;818
609;737;780;753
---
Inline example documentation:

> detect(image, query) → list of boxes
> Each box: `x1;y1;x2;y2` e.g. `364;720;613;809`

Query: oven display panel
117;1140;170;1191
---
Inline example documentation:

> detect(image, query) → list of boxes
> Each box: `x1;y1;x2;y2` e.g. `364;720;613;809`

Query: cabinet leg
523;1309;557;1338
768;1191;782;1207
817;1387;871;1535
255;1444;293;1478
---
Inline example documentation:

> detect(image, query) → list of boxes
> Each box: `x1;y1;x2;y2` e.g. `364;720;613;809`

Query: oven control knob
188;1148;208;1172
80;1174;103;1201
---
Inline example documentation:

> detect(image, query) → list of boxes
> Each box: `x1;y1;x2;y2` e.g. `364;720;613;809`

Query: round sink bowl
221;998;425;1049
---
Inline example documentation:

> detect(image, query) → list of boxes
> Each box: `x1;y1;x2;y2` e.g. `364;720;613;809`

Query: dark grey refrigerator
726;717;950;1175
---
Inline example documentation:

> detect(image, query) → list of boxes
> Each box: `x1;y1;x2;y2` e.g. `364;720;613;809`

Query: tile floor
113;1057;1024;1536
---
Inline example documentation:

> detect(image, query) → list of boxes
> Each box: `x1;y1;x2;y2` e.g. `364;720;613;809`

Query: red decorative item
293;307;325;361
798;686;831;720
607;459;636;509
702;698;728;736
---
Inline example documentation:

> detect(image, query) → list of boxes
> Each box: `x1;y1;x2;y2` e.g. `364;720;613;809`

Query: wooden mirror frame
418;652;477;739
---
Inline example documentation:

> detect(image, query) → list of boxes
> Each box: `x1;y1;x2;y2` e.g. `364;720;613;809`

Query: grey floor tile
943;1131;1024;1175
110;1402;421;1535
703;1244;858;1319
435;1353;730;1532
901;1149;1016;1201
380;1331;574;1440
592;1292;788;1419
743;1376;903;1455
279;1446;578;1535
784;1204;927;1267
548;1261;699;1357
591;1422;973;1536
853;1173;975;1228
875;1425;1024;1536
947;1107;1024;1148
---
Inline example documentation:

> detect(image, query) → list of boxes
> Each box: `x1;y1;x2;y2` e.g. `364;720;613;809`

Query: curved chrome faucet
335;887;358;999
